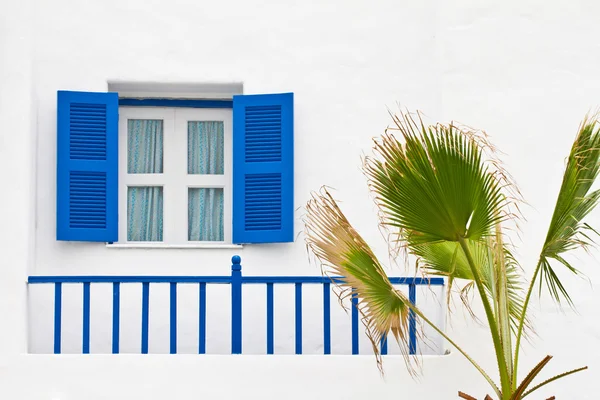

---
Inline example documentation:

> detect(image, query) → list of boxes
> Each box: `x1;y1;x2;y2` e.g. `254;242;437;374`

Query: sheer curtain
188;121;224;241
188;188;223;241
127;119;164;241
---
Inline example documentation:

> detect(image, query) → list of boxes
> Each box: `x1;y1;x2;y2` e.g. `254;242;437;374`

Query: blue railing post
54;282;62;354
351;292;359;355
408;283;417;355
231;255;242;354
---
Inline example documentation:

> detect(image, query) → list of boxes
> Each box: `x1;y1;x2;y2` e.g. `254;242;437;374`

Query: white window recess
113;107;235;248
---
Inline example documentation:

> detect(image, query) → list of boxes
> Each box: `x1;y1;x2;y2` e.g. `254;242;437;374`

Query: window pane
128;119;164;173
128;187;163;241
188;121;224;175
188;188;224;241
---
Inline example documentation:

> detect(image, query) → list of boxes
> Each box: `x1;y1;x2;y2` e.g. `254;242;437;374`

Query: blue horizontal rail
28;276;443;285
118;98;233;108
28;276;233;284
28;256;443;355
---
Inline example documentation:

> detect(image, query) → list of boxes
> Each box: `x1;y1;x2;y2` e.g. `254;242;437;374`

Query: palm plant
304;111;600;399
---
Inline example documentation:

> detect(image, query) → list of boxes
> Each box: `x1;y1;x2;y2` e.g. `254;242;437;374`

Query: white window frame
116;106;233;247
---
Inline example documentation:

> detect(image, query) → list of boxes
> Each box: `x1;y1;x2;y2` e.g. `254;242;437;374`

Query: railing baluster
323;282;331;355
199;282;206;354
27;269;441;356
380;334;388;355
266;282;274;354
380;283;388;355
231;256;242;354
409;283;417;355
351;292;359;355
170;282;177;354
82;282;91;354
54;282;62;354
112;282;120;354
295;282;302;355
141;282;150;354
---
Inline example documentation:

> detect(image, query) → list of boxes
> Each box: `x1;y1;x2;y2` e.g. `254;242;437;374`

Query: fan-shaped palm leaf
364;113;509;244
304;187;501;395
304;188;415;372
363;112;522;394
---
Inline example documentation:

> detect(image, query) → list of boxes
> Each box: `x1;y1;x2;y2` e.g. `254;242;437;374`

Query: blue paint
199;282;206;354
351;293;359;355
241;276;443;285
54;282;62;354
380;335;388;355
409;283;417;355
266;283;274;354
295;283;302;354
141;282;150;354
33;257;441;356
323;282;331;355
170;282;177;354
119;98;233;108
232;93;294;244
28;275;444;286
82;282;91;354
112;282;120;354
56;91;119;242
231;256;242;354
29;276;231;284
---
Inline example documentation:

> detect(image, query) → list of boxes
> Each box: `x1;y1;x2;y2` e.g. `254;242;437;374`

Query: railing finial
231;255;241;271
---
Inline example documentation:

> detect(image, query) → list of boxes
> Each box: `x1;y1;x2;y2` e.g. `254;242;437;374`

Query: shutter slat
233;93;293;243
57;91;118;242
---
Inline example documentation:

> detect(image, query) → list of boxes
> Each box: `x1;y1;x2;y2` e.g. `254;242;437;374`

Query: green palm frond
363;112;524;393
411;239;528;327
514;115;600;389
539;115;600;304
304;187;501;395
364;113;509;245
304;188;415;372
411;239;529;336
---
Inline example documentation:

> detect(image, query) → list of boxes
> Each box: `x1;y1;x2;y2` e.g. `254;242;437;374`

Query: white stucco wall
26;0;446;357
2;0;600;398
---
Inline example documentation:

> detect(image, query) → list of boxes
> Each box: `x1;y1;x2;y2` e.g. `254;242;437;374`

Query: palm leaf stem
458;236;511;398
512;257;542;390
521;366;587;398
410;304;501;398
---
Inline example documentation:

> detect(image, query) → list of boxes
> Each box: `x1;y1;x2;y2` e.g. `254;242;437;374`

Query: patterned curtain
188;121;224;241
188;188;224;241
127;119;164;241
128;187;163;241
187;121;224;174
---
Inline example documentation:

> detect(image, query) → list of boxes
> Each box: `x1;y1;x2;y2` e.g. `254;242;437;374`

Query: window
118;107;233;244
55;90;294;245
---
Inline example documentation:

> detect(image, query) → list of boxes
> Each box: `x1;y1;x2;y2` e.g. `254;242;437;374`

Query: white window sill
106;243;244;249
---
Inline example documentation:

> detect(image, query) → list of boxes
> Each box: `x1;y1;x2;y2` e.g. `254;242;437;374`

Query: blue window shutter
233;93;294;243
56;91;119;242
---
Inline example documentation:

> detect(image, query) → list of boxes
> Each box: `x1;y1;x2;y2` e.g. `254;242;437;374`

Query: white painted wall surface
26;0;446;357
1;0;600;398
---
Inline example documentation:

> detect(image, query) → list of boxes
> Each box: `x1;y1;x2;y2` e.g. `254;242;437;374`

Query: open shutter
56;91;118;242
233;93;294;243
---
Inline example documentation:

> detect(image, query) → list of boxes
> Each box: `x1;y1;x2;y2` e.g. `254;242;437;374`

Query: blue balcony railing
27;255;444;355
